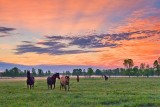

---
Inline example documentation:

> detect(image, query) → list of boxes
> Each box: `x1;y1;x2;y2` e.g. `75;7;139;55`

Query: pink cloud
111;8;160;33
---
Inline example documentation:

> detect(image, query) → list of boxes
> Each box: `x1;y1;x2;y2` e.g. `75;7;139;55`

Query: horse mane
52;73;59;77
51;73;59;79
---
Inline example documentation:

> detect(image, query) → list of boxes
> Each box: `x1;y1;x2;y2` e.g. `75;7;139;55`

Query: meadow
0;77;160;107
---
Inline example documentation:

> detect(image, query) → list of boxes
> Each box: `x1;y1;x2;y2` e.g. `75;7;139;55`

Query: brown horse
60;76;70;91
47;73;60;89
26;71;35;89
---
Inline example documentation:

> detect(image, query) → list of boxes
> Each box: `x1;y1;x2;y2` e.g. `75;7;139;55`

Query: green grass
0;77;160;107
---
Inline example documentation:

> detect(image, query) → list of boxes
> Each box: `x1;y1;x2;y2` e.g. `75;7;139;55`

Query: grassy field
0;77;160;107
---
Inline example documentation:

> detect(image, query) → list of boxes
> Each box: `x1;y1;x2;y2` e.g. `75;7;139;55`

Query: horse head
27;71;31;77
65;76;70;83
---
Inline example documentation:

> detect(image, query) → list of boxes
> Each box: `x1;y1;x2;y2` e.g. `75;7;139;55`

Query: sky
0;0;160;69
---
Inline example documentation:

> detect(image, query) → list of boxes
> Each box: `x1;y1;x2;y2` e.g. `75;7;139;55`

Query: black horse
47;73;60;89
26;71;35;89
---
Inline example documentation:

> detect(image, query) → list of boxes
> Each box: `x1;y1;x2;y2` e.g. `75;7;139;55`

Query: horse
47;73;60;89
60;76;70;91
104;75;108;80
26;71;35;89
76;75;79;82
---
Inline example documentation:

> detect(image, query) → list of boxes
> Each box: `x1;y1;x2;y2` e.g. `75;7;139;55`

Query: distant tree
107;69;112;77
82;69;87;76
95;69;102;75
62;71;65;75
45;71;48;76
47;70;51;76
153;59;160;76
77;69;82;75
38;69;44;77
32;68;37;76
66;71;71;76
149;67;154;76
133;66;139;77
4;69;9;76
87;68;94;77
140;63;145;70
10;67;21;77
72;69;78;76
72;69;82;76
113;68;120;76
140;63;145;76
144;64;150;77
123;59;134;77
24;70;27;76
102;69;108;77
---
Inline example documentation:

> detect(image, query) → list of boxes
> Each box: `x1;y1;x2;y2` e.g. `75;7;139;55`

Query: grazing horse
77;75;79;82
60;76;70;91
104;75;108;80
26;71;35;89
47;73;60;89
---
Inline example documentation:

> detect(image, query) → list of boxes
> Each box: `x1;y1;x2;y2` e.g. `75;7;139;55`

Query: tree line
63;57;160;77
0;67;51;77
0;57;160;77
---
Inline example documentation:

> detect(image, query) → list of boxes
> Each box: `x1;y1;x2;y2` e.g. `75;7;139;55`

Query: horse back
60;76;69;85
47;76;55;85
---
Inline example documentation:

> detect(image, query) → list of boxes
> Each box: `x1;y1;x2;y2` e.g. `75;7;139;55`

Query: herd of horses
26;71;108;90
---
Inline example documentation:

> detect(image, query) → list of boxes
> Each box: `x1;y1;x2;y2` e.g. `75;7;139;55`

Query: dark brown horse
104;75;108;80
77;75;79;82
60;76;70;91
47;73;60;89
26;71;35;89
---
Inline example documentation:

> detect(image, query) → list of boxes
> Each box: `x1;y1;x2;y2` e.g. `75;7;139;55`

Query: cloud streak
15;44;98;55
15;30;159;55
0;26;16;37
0;27;15;33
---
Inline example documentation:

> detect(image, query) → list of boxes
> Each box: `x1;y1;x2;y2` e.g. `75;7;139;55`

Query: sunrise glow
0;0;160;68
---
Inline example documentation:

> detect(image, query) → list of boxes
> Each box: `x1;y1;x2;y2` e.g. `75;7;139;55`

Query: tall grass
0;77;160;107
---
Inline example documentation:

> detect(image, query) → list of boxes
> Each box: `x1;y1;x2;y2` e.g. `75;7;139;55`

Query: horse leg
64;85;66;91
51;85;52;90
62;85;64;90
54;84;55;89
30;85;31;90
32;84;34;89
60;84;61;90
